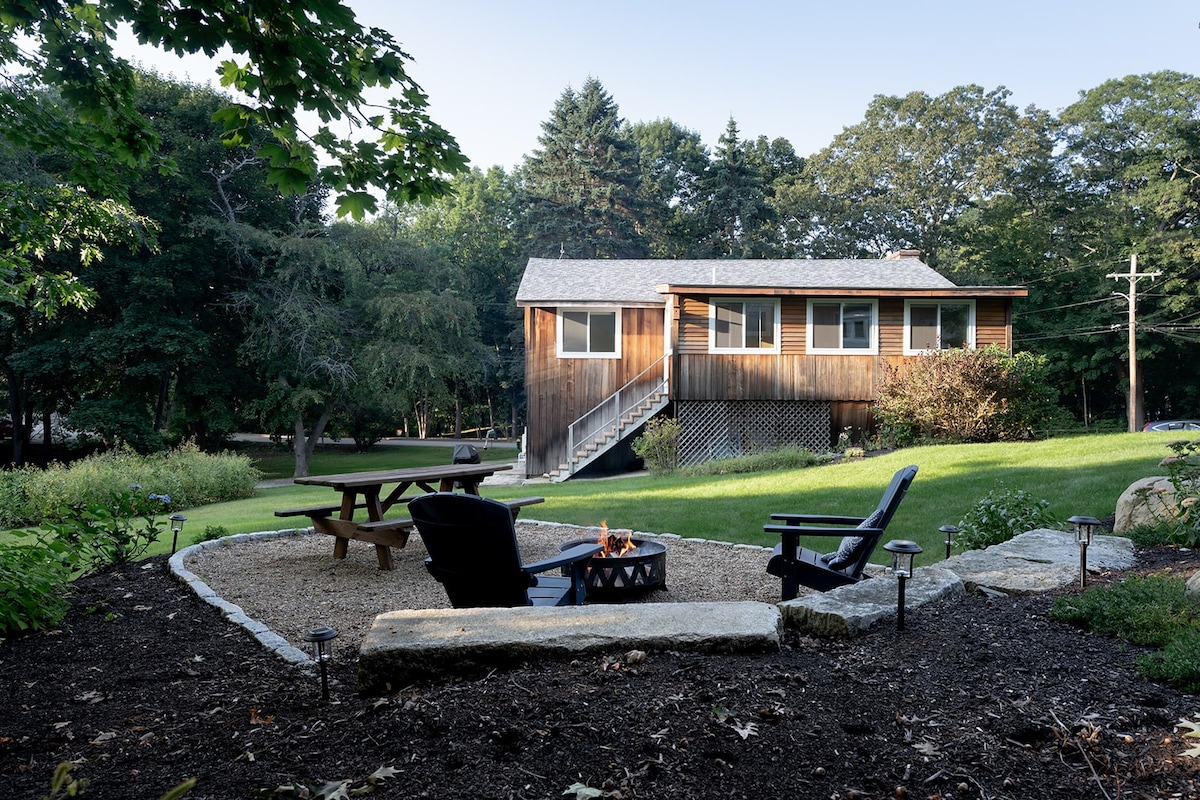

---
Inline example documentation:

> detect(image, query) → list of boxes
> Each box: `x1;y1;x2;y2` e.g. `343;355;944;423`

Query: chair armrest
763;524;882;538
768;513;866;526
521;543;604;575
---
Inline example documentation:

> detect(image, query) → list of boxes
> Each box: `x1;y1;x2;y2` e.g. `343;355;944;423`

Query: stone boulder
1114;477;1179;532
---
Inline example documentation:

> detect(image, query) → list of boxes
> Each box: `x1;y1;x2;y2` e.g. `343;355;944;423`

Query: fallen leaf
732;720;759;739
912;740;941;756
249;708;275;725
367;765;399;783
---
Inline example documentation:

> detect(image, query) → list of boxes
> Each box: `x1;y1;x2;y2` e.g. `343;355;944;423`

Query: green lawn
168;432;1181;565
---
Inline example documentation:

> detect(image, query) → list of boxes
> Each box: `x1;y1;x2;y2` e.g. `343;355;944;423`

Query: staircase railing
566;355;669;475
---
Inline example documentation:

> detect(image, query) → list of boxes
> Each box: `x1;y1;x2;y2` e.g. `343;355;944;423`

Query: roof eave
657;284;1028;298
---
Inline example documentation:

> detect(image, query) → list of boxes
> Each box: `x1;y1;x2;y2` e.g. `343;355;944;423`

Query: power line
1012;296;1116;317
1014;327;1117;343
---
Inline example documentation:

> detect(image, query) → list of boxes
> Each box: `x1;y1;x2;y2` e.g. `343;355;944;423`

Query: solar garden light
168;513;187;555
940;524;959;560
1068;515;1102;589
883;539;922;631
304;626;339;701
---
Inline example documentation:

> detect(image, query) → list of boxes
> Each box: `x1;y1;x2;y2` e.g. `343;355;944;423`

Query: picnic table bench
273;463;542;570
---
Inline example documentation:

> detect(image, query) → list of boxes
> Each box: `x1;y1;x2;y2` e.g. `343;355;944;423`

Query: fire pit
560;523;667;602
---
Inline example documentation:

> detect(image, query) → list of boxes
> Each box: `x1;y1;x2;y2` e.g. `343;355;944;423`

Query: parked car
1142;419;1200;432
0;418;11;438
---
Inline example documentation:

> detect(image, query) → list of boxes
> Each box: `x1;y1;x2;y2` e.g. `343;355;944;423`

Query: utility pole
1108;254;1161;432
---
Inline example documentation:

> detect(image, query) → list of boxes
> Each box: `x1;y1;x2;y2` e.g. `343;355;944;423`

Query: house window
904;301;975;354
558;309;620;357
807;300;878;354
709;299;780;353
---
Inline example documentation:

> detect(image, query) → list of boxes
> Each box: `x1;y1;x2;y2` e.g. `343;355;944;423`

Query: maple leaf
732;720;759;740
912;740;941;756
366;766;399;784
1177;716;1200;757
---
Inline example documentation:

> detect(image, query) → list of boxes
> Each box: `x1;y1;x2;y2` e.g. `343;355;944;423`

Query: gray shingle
515;257;957;305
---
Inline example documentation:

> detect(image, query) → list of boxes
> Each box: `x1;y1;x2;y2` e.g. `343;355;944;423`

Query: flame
596;519;635;558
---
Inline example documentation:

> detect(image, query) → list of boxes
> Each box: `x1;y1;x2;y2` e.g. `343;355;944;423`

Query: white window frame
903;300;976;355
805;299;879;355
708;297;781;354
556;307;621;358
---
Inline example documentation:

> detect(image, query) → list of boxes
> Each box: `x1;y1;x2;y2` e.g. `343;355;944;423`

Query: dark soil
3;549;1200;800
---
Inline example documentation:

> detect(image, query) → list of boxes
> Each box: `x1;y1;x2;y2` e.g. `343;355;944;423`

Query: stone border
169;528;317;666
168;521;777;665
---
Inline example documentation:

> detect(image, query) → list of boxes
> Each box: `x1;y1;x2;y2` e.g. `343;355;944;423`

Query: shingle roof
515;257;958;305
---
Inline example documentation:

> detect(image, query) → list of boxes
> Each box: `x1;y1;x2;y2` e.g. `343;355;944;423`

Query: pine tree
699;118;772;257
520;78;647;258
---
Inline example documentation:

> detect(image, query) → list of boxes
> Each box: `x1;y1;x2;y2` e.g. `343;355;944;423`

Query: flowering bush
874;346;1059;444
1159;439;1200;546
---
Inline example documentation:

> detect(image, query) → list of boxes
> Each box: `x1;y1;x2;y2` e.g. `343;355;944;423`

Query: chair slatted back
409;492;533;607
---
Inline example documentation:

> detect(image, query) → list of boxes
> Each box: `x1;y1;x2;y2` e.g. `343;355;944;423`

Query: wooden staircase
549;357;670;482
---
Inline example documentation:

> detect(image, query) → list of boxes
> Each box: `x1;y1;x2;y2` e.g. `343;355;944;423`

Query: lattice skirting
675;401;832;466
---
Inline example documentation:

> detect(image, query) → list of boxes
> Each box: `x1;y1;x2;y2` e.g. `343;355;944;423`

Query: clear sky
118;0;1199;171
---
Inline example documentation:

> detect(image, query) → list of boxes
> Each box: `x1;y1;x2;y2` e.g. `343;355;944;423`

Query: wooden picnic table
274;463;543;570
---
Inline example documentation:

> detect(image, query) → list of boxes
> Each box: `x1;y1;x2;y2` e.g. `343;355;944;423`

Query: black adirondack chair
765;465;918;600
408;492;603;607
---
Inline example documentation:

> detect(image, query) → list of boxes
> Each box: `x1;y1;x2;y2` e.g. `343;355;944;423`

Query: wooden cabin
516;252;1026;480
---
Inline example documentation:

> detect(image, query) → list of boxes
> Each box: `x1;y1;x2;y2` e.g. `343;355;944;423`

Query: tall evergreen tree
519;78;647;259
698;118;771;257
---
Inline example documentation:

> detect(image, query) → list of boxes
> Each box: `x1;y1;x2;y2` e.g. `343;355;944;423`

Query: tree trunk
153;371;170;431
292;406;332;478
40;407;52;463
416;395;429;439
5;365;24;466
454;384;462;438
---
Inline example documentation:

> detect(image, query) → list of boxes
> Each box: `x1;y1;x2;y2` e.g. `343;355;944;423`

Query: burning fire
596;520;635;557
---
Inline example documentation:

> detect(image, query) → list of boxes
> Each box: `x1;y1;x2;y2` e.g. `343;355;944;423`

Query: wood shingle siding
516;257;1026;478
524;307;665;475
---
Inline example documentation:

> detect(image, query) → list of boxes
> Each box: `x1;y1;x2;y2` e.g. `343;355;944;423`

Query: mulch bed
2;548;1200;800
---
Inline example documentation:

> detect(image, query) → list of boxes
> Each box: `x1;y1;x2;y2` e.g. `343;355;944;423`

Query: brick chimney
885;249;923;260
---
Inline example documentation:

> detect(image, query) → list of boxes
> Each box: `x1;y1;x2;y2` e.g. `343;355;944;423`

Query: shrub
1051;575;1199;647
0;530;77;637
1124;521;1183;548
44;487;174;573
1159;438;1200;546
0;466;44;529
1137;627;1200;693
955;486;1058;551
873;345;1059;444
198;525;229;543
1051;575;1200;692
631;417;682;475
2;442;261;528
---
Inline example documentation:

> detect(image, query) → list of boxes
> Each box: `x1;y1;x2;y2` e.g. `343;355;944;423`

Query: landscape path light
304;626;339;701
940;524;959;560
882;539;922;631
169;514;187;555
1068;515;1102;589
